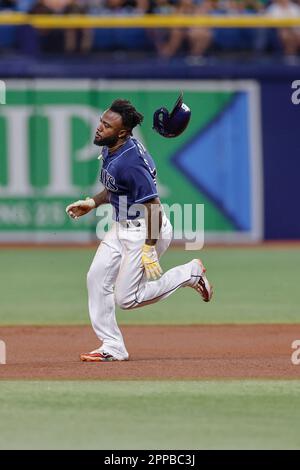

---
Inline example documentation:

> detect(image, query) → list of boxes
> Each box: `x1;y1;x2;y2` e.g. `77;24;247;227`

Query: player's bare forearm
92;189;110;208
144;198;162;246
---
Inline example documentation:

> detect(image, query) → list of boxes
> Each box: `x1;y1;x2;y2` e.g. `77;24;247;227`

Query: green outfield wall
0;80;263;243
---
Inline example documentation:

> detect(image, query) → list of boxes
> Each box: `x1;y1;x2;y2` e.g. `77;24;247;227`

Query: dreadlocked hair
110;99;144;132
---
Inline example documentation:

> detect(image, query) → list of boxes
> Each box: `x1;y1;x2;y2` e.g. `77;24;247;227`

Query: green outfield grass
0;380;299;449
0;247;299;325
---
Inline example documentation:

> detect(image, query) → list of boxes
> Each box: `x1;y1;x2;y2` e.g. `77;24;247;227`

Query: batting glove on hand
141;244;163;281
66;198;96;219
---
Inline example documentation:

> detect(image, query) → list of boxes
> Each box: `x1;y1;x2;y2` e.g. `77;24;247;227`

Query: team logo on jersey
101;168;119;192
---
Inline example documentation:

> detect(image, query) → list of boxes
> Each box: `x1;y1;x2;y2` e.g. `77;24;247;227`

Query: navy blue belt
119;220;141;228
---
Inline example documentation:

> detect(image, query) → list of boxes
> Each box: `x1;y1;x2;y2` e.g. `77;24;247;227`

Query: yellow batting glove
141;244;163;281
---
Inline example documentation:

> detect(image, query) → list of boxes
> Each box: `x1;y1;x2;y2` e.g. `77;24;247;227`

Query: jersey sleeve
125;164;158;203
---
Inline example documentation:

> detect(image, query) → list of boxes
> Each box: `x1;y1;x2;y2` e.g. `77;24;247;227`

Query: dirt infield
0;325;300;380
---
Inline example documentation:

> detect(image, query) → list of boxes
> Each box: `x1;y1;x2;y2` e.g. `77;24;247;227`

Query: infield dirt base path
0;325;300;380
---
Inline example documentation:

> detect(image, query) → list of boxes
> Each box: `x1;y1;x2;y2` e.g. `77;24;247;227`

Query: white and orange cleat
80;349;129;362
191;259;213;302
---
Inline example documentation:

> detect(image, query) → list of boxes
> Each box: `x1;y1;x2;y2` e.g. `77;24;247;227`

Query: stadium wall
0;63;299;241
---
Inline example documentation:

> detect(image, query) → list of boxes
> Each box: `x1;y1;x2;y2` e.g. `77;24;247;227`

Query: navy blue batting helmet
153;92;191;138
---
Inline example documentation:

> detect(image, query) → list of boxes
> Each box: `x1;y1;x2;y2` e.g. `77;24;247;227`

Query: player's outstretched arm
66;189;109;219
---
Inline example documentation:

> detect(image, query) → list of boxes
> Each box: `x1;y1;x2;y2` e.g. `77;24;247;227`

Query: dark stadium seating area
0;0;297;59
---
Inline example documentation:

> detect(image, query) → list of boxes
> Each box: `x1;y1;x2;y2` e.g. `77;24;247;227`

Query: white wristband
86;198;96;209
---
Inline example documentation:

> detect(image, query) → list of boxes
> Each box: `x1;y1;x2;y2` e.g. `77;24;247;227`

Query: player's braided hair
110;99;144;132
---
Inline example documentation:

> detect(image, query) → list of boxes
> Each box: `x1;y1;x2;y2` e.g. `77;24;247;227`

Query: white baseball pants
87;215;202;360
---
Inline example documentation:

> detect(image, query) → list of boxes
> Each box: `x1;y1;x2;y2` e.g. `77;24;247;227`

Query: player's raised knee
114;290;135;310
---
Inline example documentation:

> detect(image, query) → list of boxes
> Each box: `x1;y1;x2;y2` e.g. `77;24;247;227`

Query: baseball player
66;99;213;362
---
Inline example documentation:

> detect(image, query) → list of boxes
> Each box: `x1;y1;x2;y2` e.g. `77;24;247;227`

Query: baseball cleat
80;349;128;362
194;259;213;302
